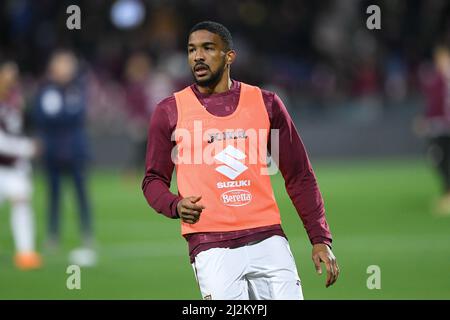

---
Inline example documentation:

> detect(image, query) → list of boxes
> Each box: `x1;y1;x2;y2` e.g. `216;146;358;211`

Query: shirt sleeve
269;93;333;247
141;98;182;219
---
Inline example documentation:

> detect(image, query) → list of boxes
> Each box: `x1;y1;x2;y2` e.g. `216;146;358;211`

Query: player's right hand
177;195;205;224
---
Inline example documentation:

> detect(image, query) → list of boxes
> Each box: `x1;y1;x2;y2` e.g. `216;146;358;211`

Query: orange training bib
174;83;281;235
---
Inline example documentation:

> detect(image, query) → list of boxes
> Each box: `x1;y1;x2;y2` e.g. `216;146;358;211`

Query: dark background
2;0;448;165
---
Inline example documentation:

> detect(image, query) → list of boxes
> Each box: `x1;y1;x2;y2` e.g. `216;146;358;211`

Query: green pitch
0;157;449;299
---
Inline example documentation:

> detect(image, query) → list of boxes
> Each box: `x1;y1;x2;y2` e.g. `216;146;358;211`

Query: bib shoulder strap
174;86;203;125
239;82;268;125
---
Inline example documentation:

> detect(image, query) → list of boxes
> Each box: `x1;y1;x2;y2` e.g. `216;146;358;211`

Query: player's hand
177;195;205;224
312;243;340;288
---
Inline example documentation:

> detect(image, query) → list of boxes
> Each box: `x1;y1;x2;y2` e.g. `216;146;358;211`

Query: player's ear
226;50;236;66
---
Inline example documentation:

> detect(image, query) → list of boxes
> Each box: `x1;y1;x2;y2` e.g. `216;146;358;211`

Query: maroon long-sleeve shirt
142;80;332;262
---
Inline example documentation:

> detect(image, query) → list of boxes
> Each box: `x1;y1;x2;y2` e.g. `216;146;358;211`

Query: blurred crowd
0;0;449;132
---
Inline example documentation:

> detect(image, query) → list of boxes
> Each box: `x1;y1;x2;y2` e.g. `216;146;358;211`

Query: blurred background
0;0;449;299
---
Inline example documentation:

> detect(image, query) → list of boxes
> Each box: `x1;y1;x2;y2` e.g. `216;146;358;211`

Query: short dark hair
189;21;233;51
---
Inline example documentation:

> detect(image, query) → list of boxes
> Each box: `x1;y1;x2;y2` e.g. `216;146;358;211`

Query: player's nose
194;50;205;62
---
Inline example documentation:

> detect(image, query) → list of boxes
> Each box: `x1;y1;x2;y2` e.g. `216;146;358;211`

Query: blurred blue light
110;0;145;30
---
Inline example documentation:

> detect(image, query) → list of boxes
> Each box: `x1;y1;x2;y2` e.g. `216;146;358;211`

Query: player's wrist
311;237;332;250
174;197;183;218
168;196;183;219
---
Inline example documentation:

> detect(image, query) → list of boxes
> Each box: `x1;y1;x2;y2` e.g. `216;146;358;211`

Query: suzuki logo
214;145;248;180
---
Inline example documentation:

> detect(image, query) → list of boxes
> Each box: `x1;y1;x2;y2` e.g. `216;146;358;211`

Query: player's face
49;53;77;85
0;62;18;89
188;30;228;87
434;48;450;75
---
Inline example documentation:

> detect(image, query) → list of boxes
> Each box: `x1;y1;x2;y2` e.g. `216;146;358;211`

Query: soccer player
420;44;450;215
142;21;339;299
0;59;41;270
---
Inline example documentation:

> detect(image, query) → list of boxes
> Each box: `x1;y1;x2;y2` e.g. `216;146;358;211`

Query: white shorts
0;165;32;204
192;235;304;300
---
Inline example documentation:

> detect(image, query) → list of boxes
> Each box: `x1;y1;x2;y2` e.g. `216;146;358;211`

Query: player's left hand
312;243;340;288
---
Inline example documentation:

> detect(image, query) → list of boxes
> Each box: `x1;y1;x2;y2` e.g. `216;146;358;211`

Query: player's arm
0;130;37;159
142;100;205;222
268;93;340;287
0;103;37;159
142;101;183;219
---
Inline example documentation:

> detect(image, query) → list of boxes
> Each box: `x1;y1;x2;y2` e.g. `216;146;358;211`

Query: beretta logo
221;189;252;207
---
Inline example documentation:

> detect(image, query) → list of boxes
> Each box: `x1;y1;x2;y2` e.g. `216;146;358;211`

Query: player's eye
188;48;195;53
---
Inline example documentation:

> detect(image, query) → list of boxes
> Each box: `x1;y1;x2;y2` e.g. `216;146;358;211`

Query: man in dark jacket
34;50;95;264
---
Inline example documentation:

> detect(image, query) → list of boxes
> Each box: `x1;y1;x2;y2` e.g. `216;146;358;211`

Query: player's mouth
194;64;210;77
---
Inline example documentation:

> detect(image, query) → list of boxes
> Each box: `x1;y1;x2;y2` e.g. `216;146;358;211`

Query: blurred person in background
122;51;175;177
34;49;96;266
0;59;41;270
419;44;450;215
123;52;155;176
142;21;339;300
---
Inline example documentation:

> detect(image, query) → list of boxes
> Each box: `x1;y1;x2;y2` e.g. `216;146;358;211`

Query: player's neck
196;77;232;95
